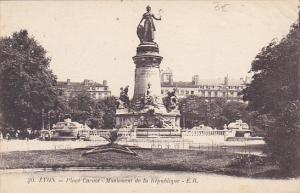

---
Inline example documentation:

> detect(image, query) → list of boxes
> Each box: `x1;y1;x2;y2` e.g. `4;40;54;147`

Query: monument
115;6;181;135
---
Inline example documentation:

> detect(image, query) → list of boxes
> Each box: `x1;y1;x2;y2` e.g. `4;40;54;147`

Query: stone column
132;42;163;101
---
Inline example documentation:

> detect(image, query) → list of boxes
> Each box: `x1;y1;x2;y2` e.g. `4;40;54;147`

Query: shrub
266;101;300;176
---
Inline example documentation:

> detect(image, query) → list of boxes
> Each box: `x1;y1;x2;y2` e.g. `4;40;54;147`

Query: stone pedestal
115;108;181;129
133;42;163;101
115;42;180;132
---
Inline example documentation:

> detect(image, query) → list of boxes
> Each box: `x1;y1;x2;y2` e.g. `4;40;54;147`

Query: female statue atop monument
137;5;161;43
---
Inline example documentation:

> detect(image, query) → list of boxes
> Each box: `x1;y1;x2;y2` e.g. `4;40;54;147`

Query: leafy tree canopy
0;30;57;129
62;92;117;129
179;96;250;129
242;21;300;115
242;16;300;174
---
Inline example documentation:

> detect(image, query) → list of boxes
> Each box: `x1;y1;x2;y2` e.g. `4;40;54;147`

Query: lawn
0;148;282;178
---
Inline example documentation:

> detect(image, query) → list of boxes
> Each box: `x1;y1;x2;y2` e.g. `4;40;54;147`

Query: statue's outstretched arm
152;14;161;20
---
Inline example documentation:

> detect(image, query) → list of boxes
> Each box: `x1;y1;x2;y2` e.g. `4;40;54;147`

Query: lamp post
47;110;55;130
47;112;50;130
41;108;45;130
298;1;300;98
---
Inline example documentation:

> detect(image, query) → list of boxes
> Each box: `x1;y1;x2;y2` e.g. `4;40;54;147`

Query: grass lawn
0;148;281;178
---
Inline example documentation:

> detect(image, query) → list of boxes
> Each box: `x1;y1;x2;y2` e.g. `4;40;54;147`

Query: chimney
192;75;199;85
103;80;107;86
67;79;71;85
169;73;174;84
160;67;174;84
83;79;89;86
224;76;229;85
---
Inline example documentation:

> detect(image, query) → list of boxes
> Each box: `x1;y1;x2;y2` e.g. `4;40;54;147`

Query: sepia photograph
0;1;299;193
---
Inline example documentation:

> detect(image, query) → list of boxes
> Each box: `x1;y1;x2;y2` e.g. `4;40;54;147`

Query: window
161;90;164;94
191;91;194;95
186;90;189;95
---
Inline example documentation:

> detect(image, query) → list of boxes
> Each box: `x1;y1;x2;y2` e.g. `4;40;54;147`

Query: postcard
0;1;299;193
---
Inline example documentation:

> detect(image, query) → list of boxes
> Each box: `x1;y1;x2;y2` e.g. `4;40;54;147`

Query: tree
95;97;118;129
242;22;300;115
242;16;300;174
49;95;71;124
68;91;103;128
67;93;117;129
267;101;300;175
221;101;249;123
179;96;208;128
179;96;250;129
0;30;57;130
207;98;227;128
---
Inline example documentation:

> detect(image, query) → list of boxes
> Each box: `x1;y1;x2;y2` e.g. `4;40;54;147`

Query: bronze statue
118;86;130;108
143;83;155;106
137;116;148;128
137;5;161;43
164;88;178;112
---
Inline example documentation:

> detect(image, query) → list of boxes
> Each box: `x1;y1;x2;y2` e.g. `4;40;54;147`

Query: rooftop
55;79;108;88
161;77;248;88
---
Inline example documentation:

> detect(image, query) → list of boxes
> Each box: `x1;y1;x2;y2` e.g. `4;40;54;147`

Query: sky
0;1;299;96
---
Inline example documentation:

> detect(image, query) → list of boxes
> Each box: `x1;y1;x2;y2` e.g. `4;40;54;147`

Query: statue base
115;30;181;137
115;107;180;130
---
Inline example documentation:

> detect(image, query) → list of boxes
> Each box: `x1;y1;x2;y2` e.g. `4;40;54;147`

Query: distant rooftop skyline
0;1;299;96
160;67;250;86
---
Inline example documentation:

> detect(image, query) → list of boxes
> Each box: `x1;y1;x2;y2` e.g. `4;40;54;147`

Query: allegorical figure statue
118;85;130;108
164;88;178;112
140;82;159;109
137;5;161;43
143;83;154;106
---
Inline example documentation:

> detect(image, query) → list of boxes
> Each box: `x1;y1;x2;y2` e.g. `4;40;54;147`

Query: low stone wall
0;137;265;155
118;137;265;154
0;139;106;152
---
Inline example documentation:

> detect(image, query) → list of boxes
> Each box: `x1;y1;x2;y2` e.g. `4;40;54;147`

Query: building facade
160;69;250;102
54;79;111;100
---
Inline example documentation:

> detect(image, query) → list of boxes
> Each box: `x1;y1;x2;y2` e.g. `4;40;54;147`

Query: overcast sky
0;1;299;96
